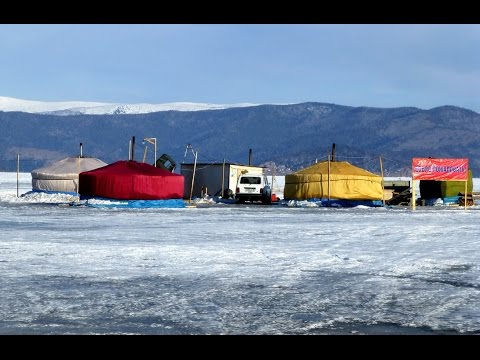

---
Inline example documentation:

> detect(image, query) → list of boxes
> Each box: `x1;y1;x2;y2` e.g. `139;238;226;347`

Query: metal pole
189;151;198;203
16;154;19;198
154;139;157;167
131;136;135;161
77;154;80;195
222;158;225;198
272;164;276;193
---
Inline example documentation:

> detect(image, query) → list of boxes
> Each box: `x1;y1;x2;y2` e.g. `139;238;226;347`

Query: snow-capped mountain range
0;96;260;115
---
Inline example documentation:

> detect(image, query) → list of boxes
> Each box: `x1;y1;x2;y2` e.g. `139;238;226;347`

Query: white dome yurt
31;153;107;194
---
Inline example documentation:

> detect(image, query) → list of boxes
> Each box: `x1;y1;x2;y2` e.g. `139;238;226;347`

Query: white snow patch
0;96;265;115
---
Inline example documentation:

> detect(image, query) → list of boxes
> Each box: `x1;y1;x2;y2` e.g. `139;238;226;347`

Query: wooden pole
142;146;148;163
412;179;416;211
327;155;331;206
221;158;225;198
16;154;19;198
464;179;468;210
379;156;385;206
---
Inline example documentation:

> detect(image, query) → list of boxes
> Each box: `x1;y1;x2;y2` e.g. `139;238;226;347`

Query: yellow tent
284;160;383;201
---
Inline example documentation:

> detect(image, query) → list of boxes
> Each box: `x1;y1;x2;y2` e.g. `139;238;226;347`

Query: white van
235;174;272;204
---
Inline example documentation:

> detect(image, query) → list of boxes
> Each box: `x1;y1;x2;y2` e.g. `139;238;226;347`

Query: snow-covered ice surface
1;173;480;334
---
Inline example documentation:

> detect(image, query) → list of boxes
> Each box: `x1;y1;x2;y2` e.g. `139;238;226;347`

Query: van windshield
240;176;261;185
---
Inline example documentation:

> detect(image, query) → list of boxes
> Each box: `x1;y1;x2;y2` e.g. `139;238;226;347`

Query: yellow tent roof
293;160;380;177
285;160;383;201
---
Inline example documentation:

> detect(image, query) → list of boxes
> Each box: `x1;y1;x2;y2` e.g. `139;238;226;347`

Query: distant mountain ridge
1;101;479;176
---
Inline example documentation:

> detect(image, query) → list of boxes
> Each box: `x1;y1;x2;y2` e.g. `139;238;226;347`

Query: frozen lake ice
1;173;479;334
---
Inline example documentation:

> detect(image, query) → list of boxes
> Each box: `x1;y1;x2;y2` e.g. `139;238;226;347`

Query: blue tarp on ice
423;196;461;206
286;198;384;208
320;199;383;207
80;197;186;208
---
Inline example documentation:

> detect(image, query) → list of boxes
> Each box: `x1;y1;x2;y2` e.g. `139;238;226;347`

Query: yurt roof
31;157;108;180
292;160;380;178
80;160;181;177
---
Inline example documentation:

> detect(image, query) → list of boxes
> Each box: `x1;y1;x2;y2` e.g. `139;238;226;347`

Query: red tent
79;160;184;200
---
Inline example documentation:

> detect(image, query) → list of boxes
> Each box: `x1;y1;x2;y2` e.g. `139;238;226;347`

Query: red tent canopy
79;160;184;200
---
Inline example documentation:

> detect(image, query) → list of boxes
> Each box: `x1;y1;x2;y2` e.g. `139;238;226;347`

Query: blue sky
1;24;479;112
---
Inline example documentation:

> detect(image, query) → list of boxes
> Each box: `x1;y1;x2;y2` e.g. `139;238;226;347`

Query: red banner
412;158;468;181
